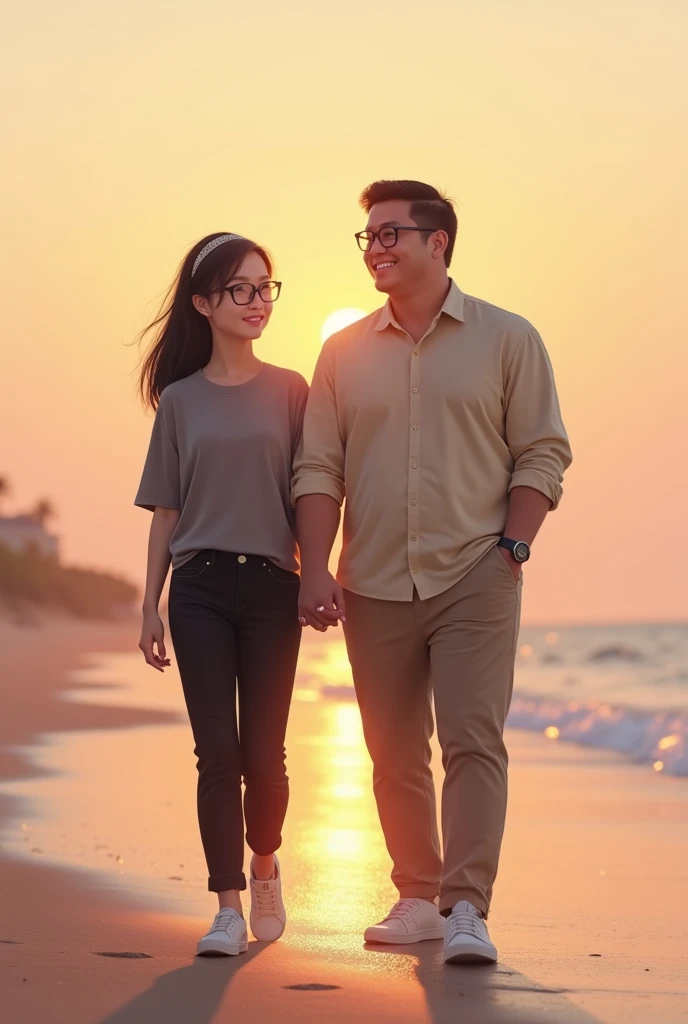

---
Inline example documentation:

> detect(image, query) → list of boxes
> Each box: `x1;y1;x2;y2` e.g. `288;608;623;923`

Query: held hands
298;570;346;632
139;609;171;671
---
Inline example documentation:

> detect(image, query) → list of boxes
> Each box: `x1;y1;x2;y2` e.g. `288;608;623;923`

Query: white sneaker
364;898;445;945
196;908;248;957
249;854;286;942
444;900;498;964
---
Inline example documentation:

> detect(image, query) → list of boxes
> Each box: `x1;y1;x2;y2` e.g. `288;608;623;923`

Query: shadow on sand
98;944;266;1024
365;942;603;1024
97;939;602;1024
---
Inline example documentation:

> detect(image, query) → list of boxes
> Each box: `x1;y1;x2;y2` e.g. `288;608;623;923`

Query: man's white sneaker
443;900;498;964
197;908;248;957
249;854;286;942
364;898;445;945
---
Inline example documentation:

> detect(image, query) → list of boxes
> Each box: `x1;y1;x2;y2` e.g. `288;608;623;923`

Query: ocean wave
312;682;688;777
297;624;688;778
507;695;688;776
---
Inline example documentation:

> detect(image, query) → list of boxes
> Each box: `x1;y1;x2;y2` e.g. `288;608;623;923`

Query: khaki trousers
342;546;522;917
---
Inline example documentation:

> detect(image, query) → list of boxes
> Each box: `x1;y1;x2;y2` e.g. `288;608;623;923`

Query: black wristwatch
497;537;531;563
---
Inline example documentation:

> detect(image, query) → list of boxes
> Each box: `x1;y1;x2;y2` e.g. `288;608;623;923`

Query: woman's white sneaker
443;901;498;964
249;855;286;941
196;908;248;957
365;898;445;944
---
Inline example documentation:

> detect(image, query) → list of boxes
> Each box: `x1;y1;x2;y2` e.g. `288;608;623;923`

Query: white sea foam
63;622;688;778
302;622;688;777
508;696;687;775
508;623;688;776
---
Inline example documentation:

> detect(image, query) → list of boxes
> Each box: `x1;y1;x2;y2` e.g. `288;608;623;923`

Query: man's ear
431;230;449;261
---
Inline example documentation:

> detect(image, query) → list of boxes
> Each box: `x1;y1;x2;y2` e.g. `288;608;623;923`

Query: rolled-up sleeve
504;327;572;510
134;392;181;512
291;342;345;507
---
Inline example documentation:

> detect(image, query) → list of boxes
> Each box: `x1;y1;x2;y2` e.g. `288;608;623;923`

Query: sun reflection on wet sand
11;635;648;989
4;633;688;1023
0;641;411;974
281;702;400;965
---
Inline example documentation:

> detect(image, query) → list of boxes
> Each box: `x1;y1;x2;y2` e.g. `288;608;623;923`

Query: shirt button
411;536;417;542
412;387;419;394
412;424;418;431
238;555;247;564
410;500;417;506
413;350;419;356
411;463;418;469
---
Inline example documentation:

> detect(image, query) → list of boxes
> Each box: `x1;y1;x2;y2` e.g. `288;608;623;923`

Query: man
293;180;572;964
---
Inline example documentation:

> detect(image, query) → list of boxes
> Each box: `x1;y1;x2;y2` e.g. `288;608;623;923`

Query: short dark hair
359;179;457;266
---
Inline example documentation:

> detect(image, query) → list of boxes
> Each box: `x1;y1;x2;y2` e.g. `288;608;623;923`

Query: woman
135;232;308;956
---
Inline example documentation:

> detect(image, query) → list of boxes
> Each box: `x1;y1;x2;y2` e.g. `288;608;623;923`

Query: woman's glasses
224;281;282;305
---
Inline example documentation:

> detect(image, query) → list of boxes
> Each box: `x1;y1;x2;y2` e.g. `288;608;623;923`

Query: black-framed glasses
224;281;282;305
355;226;434;252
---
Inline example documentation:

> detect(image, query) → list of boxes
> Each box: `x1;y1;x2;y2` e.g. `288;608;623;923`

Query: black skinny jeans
168;550;301;892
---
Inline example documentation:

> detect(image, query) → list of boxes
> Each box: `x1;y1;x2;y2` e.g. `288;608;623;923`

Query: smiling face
363;199;445;297
193;250;275;341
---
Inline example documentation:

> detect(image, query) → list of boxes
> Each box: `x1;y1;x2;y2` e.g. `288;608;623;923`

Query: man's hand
497;546;523;582
298;570;346;631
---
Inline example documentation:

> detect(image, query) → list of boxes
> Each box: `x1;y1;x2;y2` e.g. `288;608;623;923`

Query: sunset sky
1;0;686;623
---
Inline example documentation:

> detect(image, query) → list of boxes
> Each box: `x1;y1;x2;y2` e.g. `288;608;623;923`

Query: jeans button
238;555;247;564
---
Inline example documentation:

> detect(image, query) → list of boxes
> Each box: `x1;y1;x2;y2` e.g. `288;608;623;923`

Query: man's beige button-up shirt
292;281;572;601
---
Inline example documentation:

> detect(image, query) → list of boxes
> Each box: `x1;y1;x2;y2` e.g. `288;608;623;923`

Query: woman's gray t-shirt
135;364;309;571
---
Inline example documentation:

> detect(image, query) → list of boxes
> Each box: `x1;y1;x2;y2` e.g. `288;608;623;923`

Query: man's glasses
224;281;282;305
355;226;434;252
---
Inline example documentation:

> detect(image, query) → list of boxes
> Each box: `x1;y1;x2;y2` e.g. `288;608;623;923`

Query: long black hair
138;233;273;410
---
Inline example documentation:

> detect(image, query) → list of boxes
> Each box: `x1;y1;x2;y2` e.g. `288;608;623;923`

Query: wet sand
1;618;687;1024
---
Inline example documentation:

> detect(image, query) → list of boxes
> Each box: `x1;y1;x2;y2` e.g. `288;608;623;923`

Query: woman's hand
298;570;346;632
139;609;171;671
139;507;178;670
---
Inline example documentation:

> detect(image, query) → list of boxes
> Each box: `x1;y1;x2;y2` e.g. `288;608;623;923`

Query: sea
300;621;688;777
1;619;685;918
64;620;688;779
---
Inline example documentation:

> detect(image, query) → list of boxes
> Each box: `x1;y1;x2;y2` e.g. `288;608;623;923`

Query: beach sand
1;617;686;1024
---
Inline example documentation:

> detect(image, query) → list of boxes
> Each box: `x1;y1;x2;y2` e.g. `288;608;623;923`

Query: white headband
191;234;245;277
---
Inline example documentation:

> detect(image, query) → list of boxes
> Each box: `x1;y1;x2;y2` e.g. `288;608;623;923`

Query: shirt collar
374;278;466;332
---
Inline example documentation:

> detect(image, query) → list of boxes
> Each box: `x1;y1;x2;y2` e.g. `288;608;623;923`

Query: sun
321;308;367;343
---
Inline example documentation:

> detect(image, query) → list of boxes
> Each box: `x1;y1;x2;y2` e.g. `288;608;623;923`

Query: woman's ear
192;294;212;317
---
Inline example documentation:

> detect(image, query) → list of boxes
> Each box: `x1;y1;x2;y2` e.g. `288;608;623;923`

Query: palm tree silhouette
0;475;10;512
31;497;56;529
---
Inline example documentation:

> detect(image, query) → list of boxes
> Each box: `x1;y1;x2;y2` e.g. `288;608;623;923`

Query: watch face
513;542;530;562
